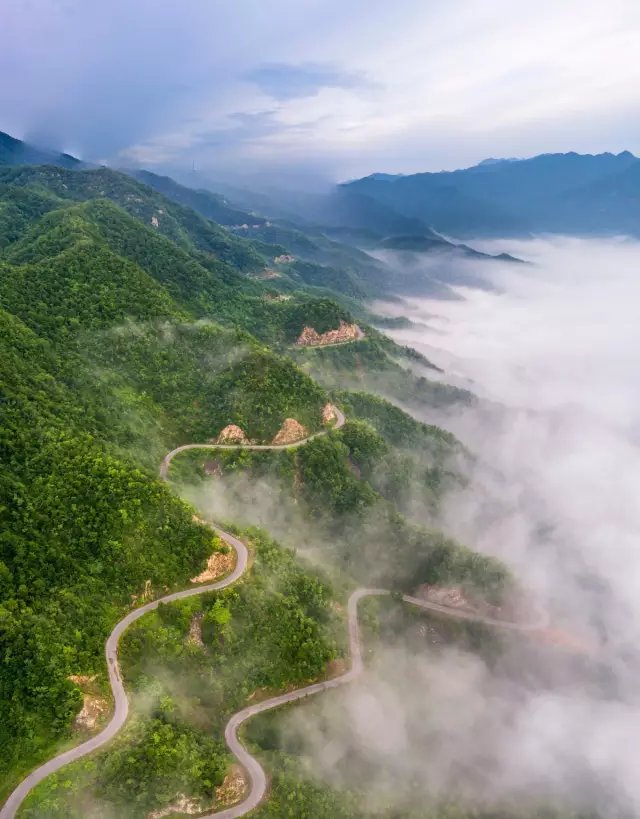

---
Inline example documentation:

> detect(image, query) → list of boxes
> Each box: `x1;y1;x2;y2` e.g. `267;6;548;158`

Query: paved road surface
1;405;543;818
0;527;249;819
159;408;346;480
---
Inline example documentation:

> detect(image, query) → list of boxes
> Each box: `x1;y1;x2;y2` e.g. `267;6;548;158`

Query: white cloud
273;236;640;816
2;0;640;174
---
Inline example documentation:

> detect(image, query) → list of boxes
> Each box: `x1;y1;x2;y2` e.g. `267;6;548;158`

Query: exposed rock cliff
296;320;360;347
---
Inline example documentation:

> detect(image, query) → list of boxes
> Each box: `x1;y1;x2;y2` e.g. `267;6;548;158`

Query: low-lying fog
377;236;640;636
359;235;640;816
189;236;640;817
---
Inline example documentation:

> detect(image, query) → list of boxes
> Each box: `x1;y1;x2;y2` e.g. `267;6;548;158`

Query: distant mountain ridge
0;129;525;298
342;151;640;237
130;169;266;227
376;233;523;263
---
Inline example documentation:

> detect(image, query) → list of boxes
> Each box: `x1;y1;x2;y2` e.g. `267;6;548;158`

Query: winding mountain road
1;408;542;819
159;408;346;481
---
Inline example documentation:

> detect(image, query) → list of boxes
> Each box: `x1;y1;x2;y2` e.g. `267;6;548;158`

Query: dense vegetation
168;403;505;601
0;157;512;816
0;308;218;795
0;170;344;793
292;334;472;413
85;323;328;445
0;141;618;819
19;528;342;818
0;164;264;271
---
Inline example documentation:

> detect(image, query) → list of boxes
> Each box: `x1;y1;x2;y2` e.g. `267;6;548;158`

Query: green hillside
292;331;471;412
0;307;217;793
0;131;83;169
0;160;508;813
128;169;389;299
0;164;264;271
0;171;343;791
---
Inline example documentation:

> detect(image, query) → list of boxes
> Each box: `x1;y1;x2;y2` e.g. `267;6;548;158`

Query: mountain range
0;125;492;813
3;132;640;239
0;126;615;819
0;130;85;170
341;151;640;237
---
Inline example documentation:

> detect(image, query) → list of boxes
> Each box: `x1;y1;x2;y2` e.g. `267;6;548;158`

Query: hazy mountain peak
0;130;84;169
343;150;640;238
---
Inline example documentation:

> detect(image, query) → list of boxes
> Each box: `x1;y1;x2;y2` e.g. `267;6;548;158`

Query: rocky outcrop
417;585;468;609
215;765;248;807
296;321;360;347
322;403;338;425
74;693;108;730
274;253;295;263
71;683;108;731
149;766;248;817
271;417;308;445
216;424;249;444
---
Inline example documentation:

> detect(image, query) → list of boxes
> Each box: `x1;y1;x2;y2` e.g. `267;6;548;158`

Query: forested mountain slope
130;168;391;299
0;164;265;271
0;307;216;794
0;169;338;791
0;131;84;169
0;160;506;814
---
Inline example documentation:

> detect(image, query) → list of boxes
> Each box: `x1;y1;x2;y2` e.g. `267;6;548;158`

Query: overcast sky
2;0;639;179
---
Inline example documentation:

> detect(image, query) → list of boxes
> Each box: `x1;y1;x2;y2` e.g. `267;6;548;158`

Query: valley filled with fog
176;236;640;818
331;236;640;817
5;1;640;816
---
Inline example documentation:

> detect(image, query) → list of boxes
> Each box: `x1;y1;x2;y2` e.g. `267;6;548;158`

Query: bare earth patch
322;402;338;425
74;692;108;731
296;321;360;347
216;764;248;807
271;417;308;445
255;268;281;280
144;766;248;816
263;292;291;301
131;578;153;605
415;584;505;620
68;674;96;687
216;424;251;444
191;550;234;583
325;657;348;678
147;795;203;818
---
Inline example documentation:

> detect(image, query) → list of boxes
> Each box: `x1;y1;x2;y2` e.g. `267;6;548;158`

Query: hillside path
1;405;543;819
